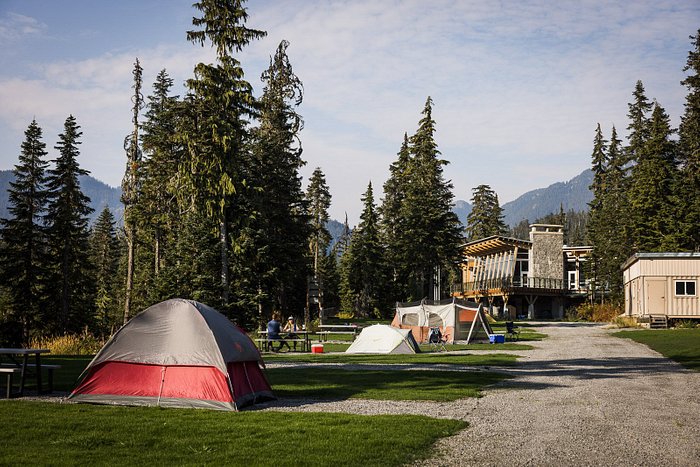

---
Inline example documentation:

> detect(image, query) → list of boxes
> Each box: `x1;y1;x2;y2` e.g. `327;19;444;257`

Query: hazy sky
1;1;698;225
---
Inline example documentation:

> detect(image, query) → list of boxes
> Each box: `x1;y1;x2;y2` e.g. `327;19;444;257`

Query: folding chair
428;327;447;352
505;321;520;341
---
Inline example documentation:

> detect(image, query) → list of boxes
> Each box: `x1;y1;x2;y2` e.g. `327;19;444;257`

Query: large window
675;281;696;296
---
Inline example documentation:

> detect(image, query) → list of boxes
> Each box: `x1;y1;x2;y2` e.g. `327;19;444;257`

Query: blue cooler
489;334;505;344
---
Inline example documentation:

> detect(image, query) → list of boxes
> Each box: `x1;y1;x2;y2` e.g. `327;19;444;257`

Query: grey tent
69;298;274;410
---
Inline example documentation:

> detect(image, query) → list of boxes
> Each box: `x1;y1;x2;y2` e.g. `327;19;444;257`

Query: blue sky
1;1;698;225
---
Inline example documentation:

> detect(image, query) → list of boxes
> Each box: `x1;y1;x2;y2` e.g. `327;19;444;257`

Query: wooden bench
0;363;61;395
317;331;358;342
254;338;309;353
0;367;21;398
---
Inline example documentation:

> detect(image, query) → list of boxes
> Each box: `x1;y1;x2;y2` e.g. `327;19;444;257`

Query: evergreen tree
340;183;388;316
466;184;507;241
0;120;50;344
379;133;410;298
628;103;680;252
89;207;121;335
248;40;310;323
182;0;266;312
139;68;182;293
626;80;653;166
678;30;700;251
120;58;144;324
305;167;332;323
393;97;463;300
44;115;94;334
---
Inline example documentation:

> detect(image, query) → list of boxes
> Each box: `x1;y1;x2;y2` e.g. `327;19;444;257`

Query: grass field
613;328;700;371
268;367;508;401
0;401;466;466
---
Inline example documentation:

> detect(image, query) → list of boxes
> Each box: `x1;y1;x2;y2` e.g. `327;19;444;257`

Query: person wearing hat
282;316;301;350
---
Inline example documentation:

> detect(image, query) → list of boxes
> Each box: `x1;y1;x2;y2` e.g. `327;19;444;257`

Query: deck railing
451;277;566;295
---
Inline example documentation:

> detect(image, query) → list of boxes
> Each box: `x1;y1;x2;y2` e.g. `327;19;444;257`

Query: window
675;281;696;296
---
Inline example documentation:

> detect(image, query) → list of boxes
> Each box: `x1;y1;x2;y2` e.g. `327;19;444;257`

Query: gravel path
259;322;700;466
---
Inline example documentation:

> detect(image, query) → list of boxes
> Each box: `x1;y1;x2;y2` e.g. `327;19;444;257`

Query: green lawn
268;367;508;401
0;401;465;466
263;352;519;366
613;328;700;371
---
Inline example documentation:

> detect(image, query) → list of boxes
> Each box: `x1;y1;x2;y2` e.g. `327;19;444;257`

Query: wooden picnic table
0;348;51;397
256;330;311;352
317;324;361;342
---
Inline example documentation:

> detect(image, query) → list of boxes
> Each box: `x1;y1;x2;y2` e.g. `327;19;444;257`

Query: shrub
337;311;355;320
567;303;623;323
612;316;638;328
674;320;698;329
30;331;105;355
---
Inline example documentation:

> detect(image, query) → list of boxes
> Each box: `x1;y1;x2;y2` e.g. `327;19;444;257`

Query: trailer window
675;281;696;296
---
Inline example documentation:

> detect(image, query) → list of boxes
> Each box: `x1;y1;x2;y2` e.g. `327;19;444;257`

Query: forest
1;1;698;346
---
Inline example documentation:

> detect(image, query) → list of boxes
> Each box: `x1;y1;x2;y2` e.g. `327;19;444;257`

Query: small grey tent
345;324;421;354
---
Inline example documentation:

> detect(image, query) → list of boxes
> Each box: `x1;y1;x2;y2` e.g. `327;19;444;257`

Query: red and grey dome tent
69;298;274;410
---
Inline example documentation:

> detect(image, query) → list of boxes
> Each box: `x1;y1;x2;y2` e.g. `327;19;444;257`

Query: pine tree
0;120;50;344
678;30;700;251
340;183;388;316
626;80;653;166
182;0;266;311
393;97;463;300
248;40;310;323
306;167;331;324
139;68;182;289
466;184;507;241
628;103;679;252
89;207;121;335
44;115;94;334
120;58;144;324
379;133;411;299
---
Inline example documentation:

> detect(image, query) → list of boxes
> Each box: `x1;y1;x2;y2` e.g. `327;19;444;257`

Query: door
645;279;666;315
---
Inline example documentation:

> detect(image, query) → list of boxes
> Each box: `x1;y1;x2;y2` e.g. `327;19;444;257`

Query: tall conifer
0;120;50;344
466;184;507;241
45;115;94;333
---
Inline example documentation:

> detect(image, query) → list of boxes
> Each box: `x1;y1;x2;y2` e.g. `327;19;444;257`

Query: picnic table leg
19;353;28;396
35;353;43;394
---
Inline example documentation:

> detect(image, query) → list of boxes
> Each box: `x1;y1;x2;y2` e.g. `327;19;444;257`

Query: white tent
345;325;421;354
391;298;492;344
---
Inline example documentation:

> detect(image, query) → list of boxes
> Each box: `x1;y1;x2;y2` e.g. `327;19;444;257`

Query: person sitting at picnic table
283;316;302;350
267;312;290;352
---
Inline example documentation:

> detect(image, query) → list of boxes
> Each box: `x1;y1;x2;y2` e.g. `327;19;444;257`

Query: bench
254;338;309;353
317;331;358;342
0;363;61;395
0;367;21;398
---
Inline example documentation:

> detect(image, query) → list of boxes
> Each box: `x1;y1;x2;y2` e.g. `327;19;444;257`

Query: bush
566;303;623;322
612;316;638;328
673;320;698;329
30;331;105;355
337;311;355;320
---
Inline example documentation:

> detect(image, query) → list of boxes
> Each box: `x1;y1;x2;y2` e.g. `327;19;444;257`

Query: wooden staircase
649;315;668;329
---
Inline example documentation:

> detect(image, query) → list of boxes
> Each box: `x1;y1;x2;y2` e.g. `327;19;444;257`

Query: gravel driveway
262;322;700;466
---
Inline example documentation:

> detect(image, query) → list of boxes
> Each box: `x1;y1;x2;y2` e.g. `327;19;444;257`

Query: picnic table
317;324;361;342
255;330;311;352
0;348;56;397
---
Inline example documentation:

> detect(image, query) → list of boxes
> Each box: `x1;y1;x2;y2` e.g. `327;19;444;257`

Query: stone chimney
529;224;564;281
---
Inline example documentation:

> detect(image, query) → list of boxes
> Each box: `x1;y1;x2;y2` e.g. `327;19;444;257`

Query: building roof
622;252;700;270
461;235;531;256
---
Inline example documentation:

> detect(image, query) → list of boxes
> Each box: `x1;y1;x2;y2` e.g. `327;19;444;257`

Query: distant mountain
450;169;593;229
501;169;593;226
0;169;122;225
452;199;472;228
1;167;593;233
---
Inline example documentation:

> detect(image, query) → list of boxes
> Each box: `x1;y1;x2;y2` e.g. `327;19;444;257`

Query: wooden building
622;253;700;322
452;224;592;319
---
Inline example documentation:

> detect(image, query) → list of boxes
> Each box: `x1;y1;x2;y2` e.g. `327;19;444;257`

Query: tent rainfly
391;298;492;344
345;324;421;354
69;298;274;410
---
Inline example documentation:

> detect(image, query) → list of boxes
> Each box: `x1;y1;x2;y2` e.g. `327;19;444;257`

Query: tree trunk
123;226;135;325
220;218;229;304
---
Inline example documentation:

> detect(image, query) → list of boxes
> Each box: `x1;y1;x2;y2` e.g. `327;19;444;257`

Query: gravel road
261;322;700;466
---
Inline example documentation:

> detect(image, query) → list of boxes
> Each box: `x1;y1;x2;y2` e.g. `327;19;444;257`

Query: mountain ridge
0;168;593;229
